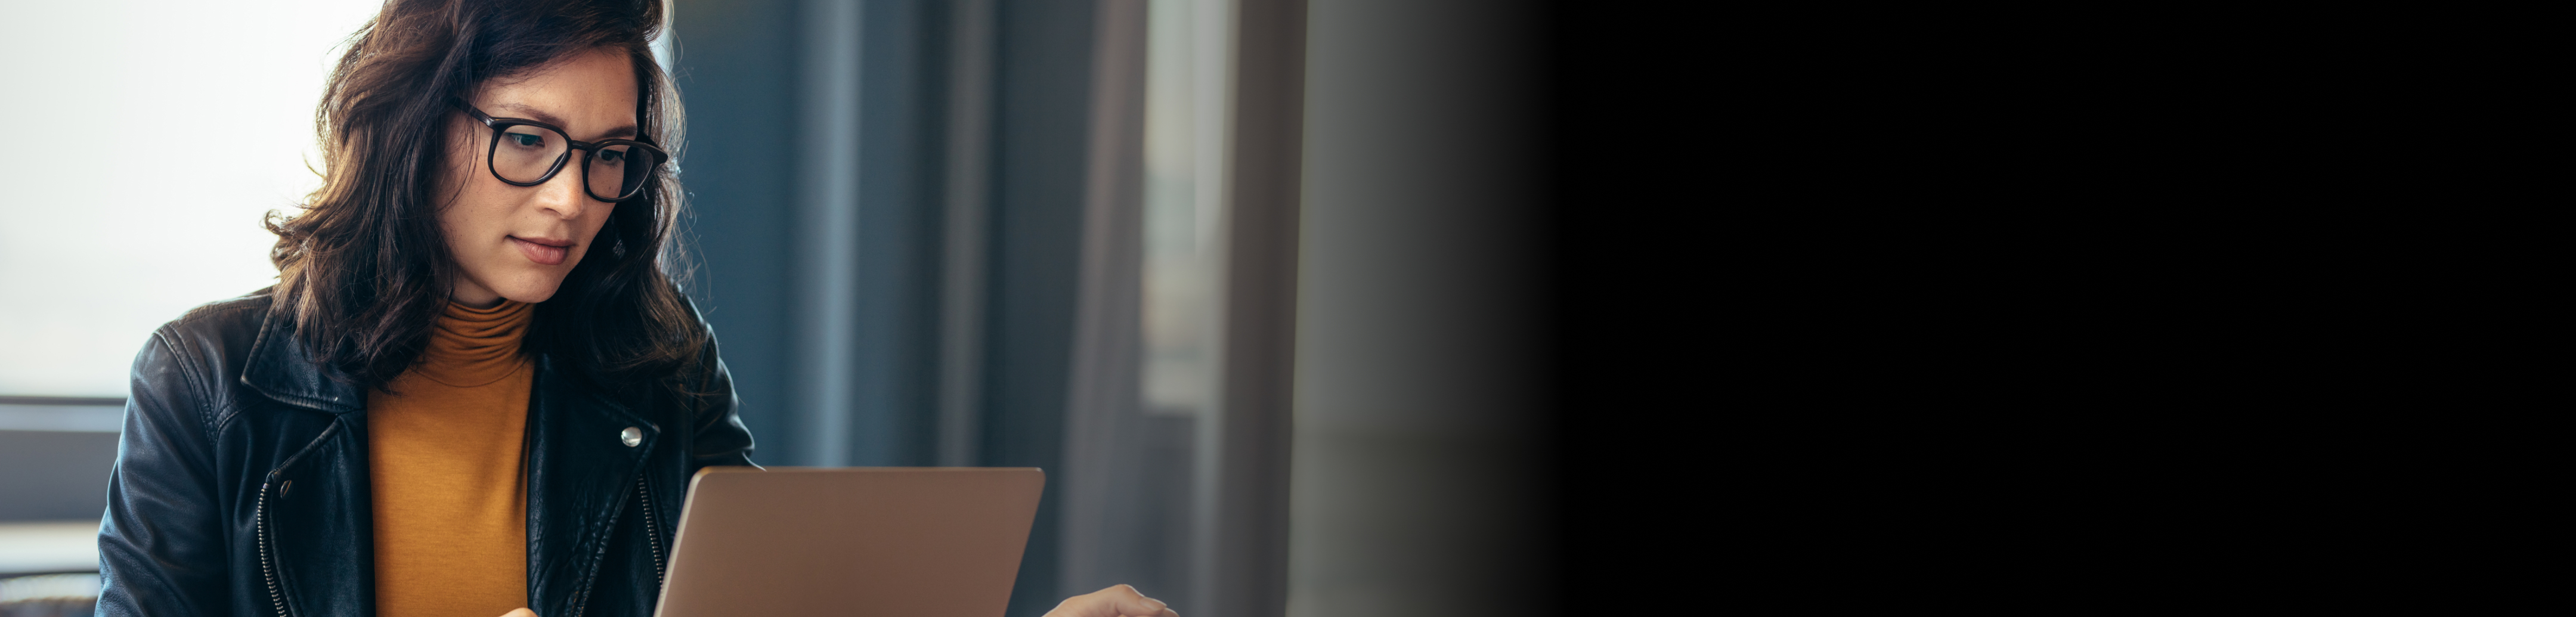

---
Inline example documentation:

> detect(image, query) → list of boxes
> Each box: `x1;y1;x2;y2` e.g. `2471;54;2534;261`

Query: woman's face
439;49;639;308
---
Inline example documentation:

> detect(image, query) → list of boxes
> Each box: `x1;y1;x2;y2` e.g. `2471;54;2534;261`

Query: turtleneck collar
413;300;535;387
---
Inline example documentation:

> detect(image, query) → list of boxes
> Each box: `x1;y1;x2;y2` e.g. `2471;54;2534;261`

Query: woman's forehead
475;49;639;139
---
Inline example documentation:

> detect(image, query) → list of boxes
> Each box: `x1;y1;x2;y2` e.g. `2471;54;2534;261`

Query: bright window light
1140;0;1231;417
0;0;386;398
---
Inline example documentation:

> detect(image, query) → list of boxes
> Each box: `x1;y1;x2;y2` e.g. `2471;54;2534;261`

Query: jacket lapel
525;354;662;617
238;308;376;616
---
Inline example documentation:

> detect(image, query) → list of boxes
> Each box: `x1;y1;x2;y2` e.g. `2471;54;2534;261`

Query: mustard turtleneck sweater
367;300;535;617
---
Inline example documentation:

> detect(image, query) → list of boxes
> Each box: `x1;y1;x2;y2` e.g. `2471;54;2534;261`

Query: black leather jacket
96;292;757;617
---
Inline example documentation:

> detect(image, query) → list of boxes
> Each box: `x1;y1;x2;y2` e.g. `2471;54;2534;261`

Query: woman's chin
496;281;565;305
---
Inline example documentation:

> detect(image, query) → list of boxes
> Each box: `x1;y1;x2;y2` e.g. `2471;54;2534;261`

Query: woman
94;1;1173;616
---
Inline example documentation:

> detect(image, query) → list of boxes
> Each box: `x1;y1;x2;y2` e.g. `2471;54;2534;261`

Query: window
0;0;388;402
1141;0;1227;418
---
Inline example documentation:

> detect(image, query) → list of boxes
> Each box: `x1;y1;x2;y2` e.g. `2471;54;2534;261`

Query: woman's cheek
583;208;616;252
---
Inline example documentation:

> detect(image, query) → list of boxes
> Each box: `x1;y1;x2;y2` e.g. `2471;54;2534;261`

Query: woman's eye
507;133;546;148
598;150;626;164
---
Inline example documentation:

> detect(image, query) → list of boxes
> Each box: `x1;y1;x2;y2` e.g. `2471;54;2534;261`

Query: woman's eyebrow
490;102;639;140
490;103;569;129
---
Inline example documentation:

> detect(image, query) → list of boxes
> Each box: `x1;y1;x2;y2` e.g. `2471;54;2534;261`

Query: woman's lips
510;236;572;265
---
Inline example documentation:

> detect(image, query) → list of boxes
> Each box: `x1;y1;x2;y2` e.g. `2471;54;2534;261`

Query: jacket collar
240;306;366;415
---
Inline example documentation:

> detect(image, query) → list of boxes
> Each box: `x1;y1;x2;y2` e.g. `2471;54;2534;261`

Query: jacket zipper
252;418;340;617
256;479;293;617
639;473;666;587
569;472;661;617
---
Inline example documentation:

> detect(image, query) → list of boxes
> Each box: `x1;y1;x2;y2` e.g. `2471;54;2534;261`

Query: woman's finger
1045;584;1175;617
1094;584;1173;617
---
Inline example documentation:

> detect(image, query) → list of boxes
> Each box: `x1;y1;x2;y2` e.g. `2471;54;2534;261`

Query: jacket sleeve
684;302;757;470
95;329;230;616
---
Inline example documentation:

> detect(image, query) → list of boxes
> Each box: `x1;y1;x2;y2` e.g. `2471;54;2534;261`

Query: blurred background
0;0;1549;615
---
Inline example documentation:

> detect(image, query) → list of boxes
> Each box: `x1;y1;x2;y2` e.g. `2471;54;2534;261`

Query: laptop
652;467;1046;617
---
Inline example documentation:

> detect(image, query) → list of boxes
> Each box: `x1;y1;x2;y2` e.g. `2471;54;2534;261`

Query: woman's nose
534;163;586;219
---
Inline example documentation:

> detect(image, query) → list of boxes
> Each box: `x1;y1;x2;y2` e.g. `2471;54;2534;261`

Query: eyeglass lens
587;143;651;200
492;125;567;185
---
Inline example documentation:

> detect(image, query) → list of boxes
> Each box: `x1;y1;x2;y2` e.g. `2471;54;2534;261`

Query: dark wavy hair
265;0;701;392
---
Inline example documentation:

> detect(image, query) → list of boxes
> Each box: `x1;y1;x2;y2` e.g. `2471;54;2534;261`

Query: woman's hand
1043;584;1178;617
497;609;537;617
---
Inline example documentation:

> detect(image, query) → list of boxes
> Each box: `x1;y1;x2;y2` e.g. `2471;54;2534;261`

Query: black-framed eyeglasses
461;104;670;203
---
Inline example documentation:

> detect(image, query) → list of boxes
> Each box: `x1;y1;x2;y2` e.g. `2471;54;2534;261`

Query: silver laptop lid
654;467;1045;617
